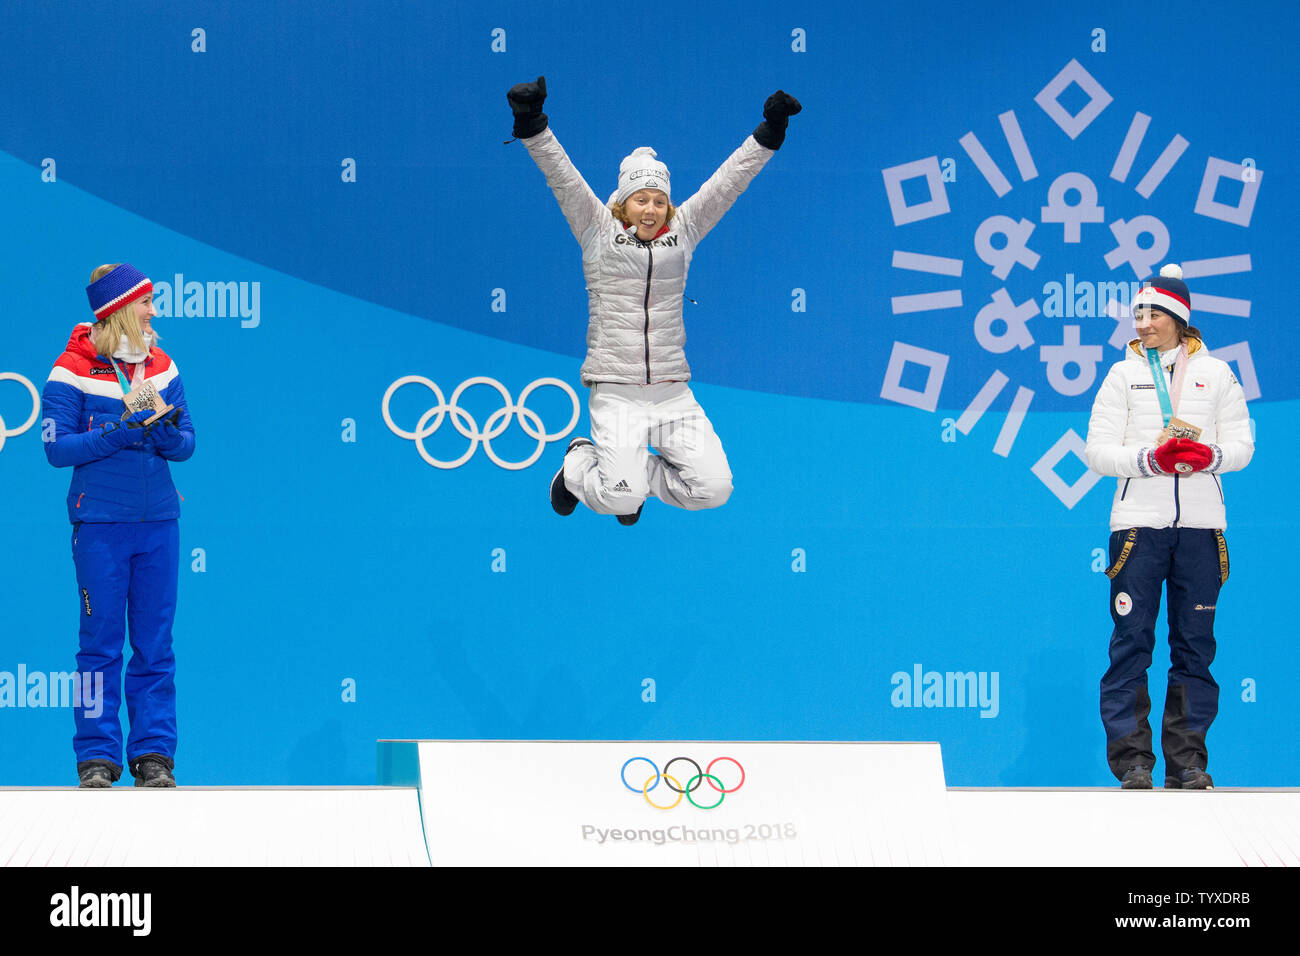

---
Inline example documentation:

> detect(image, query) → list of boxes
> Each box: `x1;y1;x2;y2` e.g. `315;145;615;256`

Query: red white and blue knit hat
1131;263;1191;327
86;264;152;321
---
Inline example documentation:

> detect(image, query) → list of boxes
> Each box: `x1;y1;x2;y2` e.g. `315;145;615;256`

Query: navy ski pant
1100;526;1226;781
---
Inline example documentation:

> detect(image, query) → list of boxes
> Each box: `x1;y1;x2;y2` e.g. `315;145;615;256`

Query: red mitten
1153;438;1181;474
1154;438;1212;474
1170;438;1213;473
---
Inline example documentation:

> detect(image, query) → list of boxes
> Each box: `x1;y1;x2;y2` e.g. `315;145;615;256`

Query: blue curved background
0;0;1293;787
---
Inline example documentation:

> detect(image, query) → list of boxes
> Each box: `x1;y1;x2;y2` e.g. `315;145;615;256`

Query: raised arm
677;91;801;245
509;76;607;245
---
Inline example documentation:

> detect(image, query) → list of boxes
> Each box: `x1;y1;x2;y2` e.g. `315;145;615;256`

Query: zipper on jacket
1212;473;1223;503
642;241;654;384
1163;361;1182;528
1119;477;1131;501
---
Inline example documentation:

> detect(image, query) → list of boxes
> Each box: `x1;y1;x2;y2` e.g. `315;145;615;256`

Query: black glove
151;420;187;455
507;75;549;139
752;90;802;150
103;409;156;449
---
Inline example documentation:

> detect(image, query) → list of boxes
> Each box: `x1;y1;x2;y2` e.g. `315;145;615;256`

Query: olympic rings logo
0;373;40;456
382;376;580;470
620;756;746;811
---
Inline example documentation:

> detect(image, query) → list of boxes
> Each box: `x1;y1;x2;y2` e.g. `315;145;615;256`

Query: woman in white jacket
1084;264;1253;789
507;76;800;525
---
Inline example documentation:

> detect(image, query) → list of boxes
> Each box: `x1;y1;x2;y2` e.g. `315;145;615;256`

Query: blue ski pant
71;520;179;768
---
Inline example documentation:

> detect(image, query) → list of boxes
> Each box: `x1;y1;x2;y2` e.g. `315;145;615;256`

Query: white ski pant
564;382;732;516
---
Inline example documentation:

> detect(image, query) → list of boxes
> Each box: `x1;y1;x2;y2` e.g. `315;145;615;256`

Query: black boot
1165;767;1213;790
551;438;593;516
1120;765;1153;790
130;753;177;788
77;759;122;789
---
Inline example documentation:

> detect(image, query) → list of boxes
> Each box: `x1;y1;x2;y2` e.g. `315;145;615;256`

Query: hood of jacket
64;323;101;361
63;322;158;366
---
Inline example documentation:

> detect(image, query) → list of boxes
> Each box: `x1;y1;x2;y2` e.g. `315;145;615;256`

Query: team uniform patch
1114;592;1133;616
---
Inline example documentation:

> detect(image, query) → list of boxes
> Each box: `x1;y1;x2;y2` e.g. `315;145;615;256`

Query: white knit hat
613;147;670;204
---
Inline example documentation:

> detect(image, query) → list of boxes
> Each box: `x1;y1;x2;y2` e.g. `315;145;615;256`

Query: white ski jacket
522;127;773;386
1085;337;1253;531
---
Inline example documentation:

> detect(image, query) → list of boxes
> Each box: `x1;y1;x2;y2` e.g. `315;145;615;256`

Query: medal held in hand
1156;416;1202;449
121;379;174;425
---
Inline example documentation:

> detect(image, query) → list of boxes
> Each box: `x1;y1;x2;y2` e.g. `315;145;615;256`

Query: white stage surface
1;741;1295;866
0;787;429;866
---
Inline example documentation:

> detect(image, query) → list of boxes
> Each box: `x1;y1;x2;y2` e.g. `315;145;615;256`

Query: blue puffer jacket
42;324;196;523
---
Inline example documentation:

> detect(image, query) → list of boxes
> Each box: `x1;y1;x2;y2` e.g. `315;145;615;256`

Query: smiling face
1134;306;1181;352
132;293;157;336
623;189;669;241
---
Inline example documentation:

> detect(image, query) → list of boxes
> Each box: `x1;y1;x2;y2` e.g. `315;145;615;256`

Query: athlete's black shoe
616;503;644;526
550;437;593;516
1120;765;1153;790
130;754;177;788
1165;767;1213;790
77;759;121;789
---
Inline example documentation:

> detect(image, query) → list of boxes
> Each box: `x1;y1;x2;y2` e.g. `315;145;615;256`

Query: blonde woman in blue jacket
43;263;195;788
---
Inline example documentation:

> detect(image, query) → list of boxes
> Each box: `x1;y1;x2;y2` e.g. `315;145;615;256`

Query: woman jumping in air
508;76;800;525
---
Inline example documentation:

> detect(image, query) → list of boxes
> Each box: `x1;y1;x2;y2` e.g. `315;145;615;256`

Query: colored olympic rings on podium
620;756;746;810
382;375;580;470
643;774;685;810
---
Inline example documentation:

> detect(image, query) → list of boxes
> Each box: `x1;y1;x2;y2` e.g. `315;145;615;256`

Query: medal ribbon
1145;342;1187;429
109;357;134;396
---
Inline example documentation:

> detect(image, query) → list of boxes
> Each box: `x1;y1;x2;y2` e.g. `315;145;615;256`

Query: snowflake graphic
878;59;1261;509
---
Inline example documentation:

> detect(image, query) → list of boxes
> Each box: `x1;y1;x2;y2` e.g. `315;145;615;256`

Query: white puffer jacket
522;128;773;386
1085;337;1253;531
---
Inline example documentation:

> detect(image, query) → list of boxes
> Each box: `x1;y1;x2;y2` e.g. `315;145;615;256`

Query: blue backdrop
0;0;1292;786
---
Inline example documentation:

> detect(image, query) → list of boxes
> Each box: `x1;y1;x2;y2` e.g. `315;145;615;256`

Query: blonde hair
88;263;157;357
610;198;677;229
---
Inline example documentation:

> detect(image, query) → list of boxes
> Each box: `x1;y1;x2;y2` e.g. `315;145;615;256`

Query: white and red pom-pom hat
1131;263;1191;327
85;263;152;321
